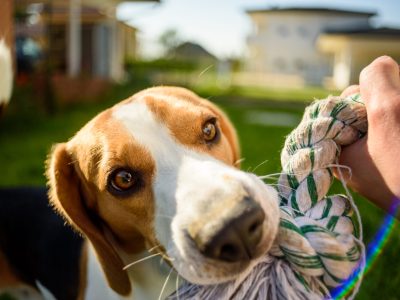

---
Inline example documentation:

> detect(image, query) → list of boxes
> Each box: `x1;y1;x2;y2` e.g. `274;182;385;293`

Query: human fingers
360;56;400;108
340;85;360;98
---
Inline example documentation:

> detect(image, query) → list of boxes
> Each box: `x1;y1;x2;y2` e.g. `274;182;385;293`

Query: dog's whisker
234;157;246;166
258;173;285;179
197;64;214;78
146;244;175;263
67;159;79;166
250;159;269;173
156;247;175;263
175;271;180;300
148;244;162;253
258;170;310;179
123;253;162;270
161;255;175;262
158;267;174;300
258;175;279;180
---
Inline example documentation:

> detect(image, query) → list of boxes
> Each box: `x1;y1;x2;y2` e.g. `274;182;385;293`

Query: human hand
338;56;400;216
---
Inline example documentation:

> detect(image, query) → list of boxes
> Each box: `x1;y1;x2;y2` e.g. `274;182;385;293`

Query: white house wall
247;12;370;86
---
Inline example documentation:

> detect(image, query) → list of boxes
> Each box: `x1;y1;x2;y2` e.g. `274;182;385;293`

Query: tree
158;29;180;57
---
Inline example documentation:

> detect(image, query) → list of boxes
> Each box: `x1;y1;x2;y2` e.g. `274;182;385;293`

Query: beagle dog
0;86;280;299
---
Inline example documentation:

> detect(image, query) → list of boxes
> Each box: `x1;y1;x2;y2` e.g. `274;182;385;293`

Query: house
245;7;386;89
1;0;158;104
14;0;153;81
318;27;400;89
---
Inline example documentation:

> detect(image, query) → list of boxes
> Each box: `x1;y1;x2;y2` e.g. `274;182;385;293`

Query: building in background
14;0;151;81
0;0;158;105
318;27;400;89
245;7;400;89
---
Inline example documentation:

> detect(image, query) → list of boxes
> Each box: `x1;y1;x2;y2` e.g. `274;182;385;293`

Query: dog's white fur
0;39;12;106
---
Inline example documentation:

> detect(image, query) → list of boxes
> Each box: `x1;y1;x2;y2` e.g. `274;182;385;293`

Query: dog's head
46;86;279;295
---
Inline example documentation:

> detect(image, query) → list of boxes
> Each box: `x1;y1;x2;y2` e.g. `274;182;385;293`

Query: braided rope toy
170;94;368;299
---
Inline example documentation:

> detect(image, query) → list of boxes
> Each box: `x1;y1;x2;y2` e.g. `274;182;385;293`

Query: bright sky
117;0;400;59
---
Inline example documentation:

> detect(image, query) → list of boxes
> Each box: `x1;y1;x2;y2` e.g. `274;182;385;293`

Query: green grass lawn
0;83;399;299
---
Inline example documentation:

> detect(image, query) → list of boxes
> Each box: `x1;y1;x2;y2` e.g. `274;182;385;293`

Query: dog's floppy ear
46;143;131;296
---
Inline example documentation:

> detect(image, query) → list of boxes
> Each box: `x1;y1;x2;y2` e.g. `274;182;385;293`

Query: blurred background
1;0;400;299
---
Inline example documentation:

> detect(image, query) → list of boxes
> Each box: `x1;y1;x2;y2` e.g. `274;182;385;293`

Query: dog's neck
84;242;178;300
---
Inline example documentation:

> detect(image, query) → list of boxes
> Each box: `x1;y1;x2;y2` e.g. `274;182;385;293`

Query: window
297;26;309;37
277;25;289;37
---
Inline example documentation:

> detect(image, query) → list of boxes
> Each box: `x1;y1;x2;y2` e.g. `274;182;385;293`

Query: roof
246;7;376;17
171;42;217;61
324;26;400;36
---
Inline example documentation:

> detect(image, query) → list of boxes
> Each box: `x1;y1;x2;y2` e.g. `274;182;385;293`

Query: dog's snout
197;199;265;262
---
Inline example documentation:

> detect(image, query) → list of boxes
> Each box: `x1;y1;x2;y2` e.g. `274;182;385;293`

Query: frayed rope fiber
169;94;368;300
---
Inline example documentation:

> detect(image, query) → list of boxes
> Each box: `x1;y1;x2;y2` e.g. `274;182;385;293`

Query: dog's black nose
199;199;265;262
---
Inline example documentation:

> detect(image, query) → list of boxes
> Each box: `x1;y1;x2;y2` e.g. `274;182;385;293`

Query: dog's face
47;87;279;295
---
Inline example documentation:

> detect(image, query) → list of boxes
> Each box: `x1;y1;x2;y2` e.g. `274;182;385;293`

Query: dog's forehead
110;89;216;149
72;87;206;137
67;87;228;172
118;88;213;120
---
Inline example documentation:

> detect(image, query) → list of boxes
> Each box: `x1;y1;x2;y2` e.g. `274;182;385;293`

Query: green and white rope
171;94;367;300
274;94;366;290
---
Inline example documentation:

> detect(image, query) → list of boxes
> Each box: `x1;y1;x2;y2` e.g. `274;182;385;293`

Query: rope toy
170;94;368;300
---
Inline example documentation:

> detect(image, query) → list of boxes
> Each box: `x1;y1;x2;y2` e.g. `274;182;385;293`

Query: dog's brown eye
203;121;217;142
113;170;134;190
109;169;138;194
